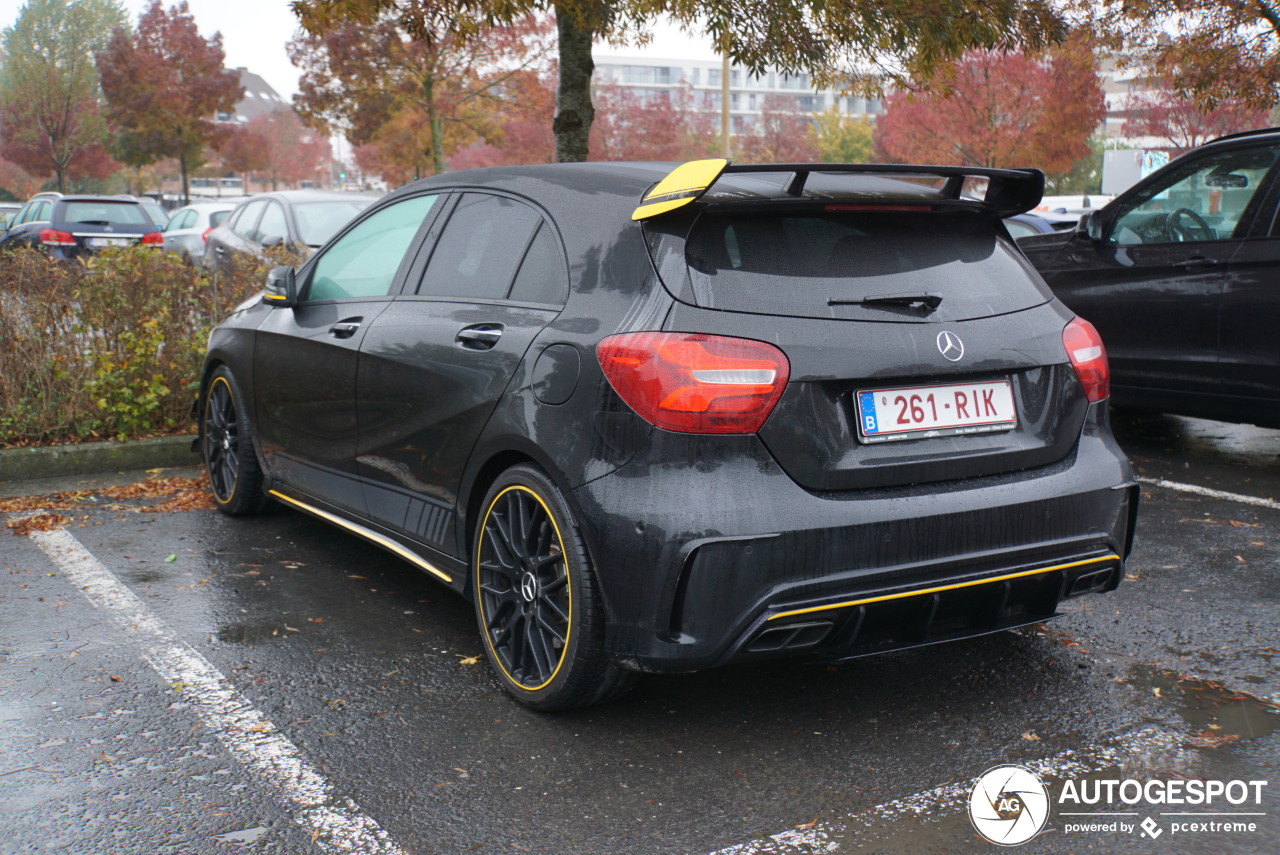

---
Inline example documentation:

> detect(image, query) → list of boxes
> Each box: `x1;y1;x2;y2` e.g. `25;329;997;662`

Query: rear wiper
75;220;113;226
829;292;943;311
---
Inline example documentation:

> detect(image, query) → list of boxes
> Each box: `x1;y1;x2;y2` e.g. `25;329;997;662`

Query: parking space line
23;522;409;855
704;726;1181;854
1136;476;1279;511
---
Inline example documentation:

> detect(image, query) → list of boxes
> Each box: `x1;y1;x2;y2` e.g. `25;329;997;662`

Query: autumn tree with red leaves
874;37;1104;178
734;95;819;164
289;11;552;180
0;0;125;192
1122;81;1269;153
588;81;718;161
218;124;270;183
97;1;243;202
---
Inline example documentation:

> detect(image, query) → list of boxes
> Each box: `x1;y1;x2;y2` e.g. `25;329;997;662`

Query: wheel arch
457;440;595;599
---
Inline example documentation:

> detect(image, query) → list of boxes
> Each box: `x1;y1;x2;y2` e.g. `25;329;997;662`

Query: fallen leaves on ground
5;513;69;536
0;476;215;526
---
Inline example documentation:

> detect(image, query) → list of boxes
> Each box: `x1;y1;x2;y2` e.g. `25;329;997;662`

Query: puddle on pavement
210;826;268;845
217;621;285;643
1133;666;1280;742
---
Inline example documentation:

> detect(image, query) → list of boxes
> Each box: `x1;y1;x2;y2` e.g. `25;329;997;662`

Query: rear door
252;192;443;516
1217;163;1280;412
356;191;568;555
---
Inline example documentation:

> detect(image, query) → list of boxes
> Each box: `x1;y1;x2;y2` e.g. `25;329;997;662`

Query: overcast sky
0;0;721;101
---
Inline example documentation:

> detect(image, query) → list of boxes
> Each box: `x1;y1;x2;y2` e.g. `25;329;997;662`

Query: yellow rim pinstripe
475;485;573;692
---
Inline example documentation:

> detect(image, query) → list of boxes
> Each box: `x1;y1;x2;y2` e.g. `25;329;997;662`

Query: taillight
140;231;163;246
1063;317;1109;403
38;228;76;246
201;227;214;243
597;332;790;434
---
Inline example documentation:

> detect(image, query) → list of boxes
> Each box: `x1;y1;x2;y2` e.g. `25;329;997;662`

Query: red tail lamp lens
597;332;790;434
201;227;214;243
1062;317;1109;403
38;228;76;246
140;231;164;246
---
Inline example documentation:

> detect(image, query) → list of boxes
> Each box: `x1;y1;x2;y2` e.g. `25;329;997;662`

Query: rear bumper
570;403;1136;672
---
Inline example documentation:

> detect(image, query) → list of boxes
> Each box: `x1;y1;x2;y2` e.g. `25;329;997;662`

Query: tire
200;366;268;516
473;464;634;710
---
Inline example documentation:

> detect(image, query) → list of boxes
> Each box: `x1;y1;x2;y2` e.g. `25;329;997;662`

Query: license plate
86;237;130;248
856;380;1017;443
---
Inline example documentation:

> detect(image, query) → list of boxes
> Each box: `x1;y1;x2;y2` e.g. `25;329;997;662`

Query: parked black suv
0;193;163;260
1019;128;1280;428
197;160;1137;709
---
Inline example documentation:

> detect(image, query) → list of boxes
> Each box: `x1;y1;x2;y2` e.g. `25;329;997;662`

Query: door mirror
1079;210;1104;241
263;265;297;308
261;234;284;248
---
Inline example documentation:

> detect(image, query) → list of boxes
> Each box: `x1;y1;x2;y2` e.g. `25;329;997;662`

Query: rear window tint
59;202;150;226
678;212;1050;322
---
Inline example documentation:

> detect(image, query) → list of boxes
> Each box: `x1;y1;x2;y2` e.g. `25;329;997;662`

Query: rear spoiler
631;160;1045;221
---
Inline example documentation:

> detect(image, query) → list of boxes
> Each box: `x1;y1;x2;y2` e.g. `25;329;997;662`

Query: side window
13;203;34;225
232;201;267;240
35;201;53;222
255;202;288;244
508;222;569;304
1109;145;1280;246
166;210;193;231
305;193;439;302
416;193;541;299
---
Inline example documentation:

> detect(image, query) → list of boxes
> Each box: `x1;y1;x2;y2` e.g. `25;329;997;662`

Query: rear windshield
676;211;1050;322
59;201;150;227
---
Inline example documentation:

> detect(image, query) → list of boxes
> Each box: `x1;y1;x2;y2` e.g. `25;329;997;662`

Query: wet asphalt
1;409;1277;855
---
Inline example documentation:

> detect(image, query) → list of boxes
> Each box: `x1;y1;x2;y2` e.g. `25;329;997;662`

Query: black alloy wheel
201;366;266;516
473;464;633;710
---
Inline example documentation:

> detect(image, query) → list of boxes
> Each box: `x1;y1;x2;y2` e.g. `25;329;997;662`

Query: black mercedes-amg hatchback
197;160;1138;710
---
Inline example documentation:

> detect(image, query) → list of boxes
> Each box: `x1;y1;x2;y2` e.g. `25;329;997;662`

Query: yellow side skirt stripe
767;554;1120;621
268;490;452;583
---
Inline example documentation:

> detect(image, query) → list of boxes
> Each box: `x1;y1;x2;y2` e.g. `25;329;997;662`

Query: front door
253;192;443;515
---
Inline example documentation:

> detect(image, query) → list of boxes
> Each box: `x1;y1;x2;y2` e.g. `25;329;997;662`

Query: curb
0;435;200;482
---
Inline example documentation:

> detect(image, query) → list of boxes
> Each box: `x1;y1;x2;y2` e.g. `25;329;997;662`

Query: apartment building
593;56;883;135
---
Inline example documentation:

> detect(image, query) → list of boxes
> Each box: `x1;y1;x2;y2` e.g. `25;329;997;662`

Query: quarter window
255;202;288;245
306;194;438;301
508;222;568;304
232;201;267;240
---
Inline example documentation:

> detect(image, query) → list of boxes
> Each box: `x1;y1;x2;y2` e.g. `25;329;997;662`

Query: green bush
0;247;277;445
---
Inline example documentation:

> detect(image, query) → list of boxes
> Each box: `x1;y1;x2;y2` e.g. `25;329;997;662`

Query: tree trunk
424;69;446;174
179;149;189;205
554;4;596;163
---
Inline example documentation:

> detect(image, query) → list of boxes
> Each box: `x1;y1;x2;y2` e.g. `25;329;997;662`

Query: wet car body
199;161;1137;708
1019;128;1280;428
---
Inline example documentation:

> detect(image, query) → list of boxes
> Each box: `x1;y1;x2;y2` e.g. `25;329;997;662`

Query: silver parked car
203;190;379;274
161;201;238;262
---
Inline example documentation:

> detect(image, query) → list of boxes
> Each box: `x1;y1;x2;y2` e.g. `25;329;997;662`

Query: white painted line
704;726;1183;855
1136;476;1280;511
25;523;408;855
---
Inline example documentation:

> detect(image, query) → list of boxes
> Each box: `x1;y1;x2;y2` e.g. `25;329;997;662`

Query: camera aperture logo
969;765;1051;846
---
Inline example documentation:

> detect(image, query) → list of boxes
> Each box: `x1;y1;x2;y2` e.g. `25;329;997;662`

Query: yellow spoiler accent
632;158;729;220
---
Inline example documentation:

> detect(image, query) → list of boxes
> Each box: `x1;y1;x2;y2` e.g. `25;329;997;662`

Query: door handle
456;324;504;350
329;318;363;339
1173;256;1219;269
